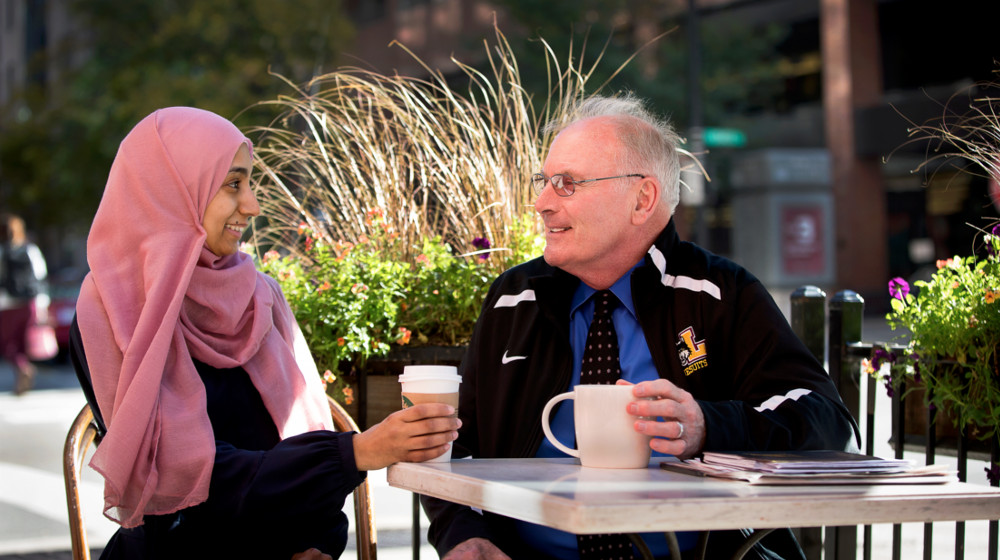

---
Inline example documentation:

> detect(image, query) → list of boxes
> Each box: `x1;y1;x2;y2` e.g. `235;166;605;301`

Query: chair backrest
329;395;379;560
64;403;100;560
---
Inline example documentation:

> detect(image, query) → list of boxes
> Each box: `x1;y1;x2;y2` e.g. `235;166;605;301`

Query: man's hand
621;379;706;458
442;538;511;560
353;403;460;470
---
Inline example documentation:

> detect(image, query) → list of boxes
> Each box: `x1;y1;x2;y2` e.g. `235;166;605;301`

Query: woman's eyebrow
227;166;251;176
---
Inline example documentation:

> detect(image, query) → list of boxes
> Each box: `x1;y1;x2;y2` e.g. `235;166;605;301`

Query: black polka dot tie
576;290;634;559
579;290;622;385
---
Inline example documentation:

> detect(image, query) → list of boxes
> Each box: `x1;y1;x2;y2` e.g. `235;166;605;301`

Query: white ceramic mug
398;365;462;462
541;384;653;469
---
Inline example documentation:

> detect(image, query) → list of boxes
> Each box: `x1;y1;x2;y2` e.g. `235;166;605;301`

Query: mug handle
541;392;578;458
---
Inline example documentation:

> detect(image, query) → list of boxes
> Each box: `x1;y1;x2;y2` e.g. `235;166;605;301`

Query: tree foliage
494;0;789;128
0;0;354;229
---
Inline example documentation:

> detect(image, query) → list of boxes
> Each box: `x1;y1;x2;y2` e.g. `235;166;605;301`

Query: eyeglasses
530;173;646;197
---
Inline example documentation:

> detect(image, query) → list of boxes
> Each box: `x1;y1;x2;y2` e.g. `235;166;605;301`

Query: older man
422;94;859;560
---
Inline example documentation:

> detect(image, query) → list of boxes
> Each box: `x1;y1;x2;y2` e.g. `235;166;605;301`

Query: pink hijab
76;107;334;528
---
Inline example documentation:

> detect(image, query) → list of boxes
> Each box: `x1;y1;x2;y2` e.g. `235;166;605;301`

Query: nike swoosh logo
501;350;527;364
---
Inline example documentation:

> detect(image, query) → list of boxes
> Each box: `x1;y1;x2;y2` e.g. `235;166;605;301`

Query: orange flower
861;358;875;375
951;281;960;290
936;258;955;269
342;387;355;405
298;222;309;235
358;234;369;244
337;337;346;346
416;254;429;264
317;281;332;293
322;370;337;384
986;290;998;304
263;250;280;263
365;208;384;226
401;302;408;311
398;327;412;345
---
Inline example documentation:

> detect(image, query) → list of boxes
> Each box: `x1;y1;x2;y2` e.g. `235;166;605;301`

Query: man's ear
631;177;659;225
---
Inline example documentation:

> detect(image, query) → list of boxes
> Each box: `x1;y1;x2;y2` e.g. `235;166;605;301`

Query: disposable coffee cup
398;365;462;462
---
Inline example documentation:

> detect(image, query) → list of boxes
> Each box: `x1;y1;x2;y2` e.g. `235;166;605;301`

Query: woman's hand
290;548;331;560
352;403;460;471
442;537;511;560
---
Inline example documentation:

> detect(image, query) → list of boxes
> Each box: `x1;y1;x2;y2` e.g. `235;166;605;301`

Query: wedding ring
676;421;685;439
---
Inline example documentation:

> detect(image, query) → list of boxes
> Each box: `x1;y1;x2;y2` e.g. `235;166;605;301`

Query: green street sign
703;127;747;148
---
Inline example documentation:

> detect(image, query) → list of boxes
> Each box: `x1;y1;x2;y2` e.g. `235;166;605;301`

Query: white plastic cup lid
398;365;462;385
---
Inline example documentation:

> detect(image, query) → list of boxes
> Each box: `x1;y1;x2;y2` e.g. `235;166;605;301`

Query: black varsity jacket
423;220;860;557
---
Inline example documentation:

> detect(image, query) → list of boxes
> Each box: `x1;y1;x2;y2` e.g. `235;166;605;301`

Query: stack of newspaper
661;450;958;485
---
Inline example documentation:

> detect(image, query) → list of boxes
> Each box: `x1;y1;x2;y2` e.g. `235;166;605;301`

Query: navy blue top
69;319;364;560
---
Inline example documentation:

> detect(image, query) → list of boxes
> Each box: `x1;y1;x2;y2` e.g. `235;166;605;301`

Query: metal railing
791;286;1000;560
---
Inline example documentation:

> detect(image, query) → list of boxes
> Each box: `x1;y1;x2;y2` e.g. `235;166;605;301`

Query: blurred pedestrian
0;213;48;395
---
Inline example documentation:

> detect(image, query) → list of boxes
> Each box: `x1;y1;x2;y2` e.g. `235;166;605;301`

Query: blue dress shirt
514;263;696;558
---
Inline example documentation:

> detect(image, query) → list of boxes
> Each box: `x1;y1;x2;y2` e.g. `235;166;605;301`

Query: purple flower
472;237;491;260
989;224;999;257
888;277;910;300
910;353;922;382
986;463;1000;486
871;347;897;370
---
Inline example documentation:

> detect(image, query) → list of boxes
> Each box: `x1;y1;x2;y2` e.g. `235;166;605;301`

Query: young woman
72;107;459;559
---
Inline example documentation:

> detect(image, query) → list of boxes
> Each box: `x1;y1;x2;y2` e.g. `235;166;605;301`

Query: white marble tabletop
387;457;1000;535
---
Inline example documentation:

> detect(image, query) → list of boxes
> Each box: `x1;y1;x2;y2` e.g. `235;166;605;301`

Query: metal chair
63;399;378;560
329;395;379;560
63;403;101;560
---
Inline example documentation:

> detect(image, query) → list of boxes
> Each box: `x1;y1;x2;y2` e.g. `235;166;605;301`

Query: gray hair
544;94;682;214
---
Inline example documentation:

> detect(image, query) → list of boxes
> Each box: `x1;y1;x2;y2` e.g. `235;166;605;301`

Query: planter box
896;383;993;460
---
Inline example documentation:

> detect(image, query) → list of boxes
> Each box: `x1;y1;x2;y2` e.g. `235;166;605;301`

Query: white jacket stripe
648;246;722;300
494;289;536;308
754;388;813;413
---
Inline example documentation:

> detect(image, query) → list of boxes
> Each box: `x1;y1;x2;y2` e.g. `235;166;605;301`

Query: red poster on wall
782;206;825;276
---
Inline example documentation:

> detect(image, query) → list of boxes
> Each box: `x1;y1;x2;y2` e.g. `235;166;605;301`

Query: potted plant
867;77;1000;483
254;211;541;426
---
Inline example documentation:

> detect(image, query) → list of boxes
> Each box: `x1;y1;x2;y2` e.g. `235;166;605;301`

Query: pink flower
888;277;909;300
398;327;412;345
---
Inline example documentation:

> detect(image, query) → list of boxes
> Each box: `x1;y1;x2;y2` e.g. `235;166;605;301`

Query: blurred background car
46;267;87;361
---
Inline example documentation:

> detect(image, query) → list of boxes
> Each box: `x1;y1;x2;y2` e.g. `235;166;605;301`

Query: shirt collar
569;257;645;319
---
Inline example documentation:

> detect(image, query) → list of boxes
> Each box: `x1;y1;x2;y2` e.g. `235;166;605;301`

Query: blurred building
1;0;87;273
341;0;999;311
4;0;998;308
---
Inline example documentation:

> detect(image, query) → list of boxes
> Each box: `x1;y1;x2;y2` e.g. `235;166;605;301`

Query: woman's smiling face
202;143;259;257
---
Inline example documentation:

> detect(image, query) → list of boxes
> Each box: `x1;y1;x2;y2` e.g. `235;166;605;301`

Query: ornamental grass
243;25;672;402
